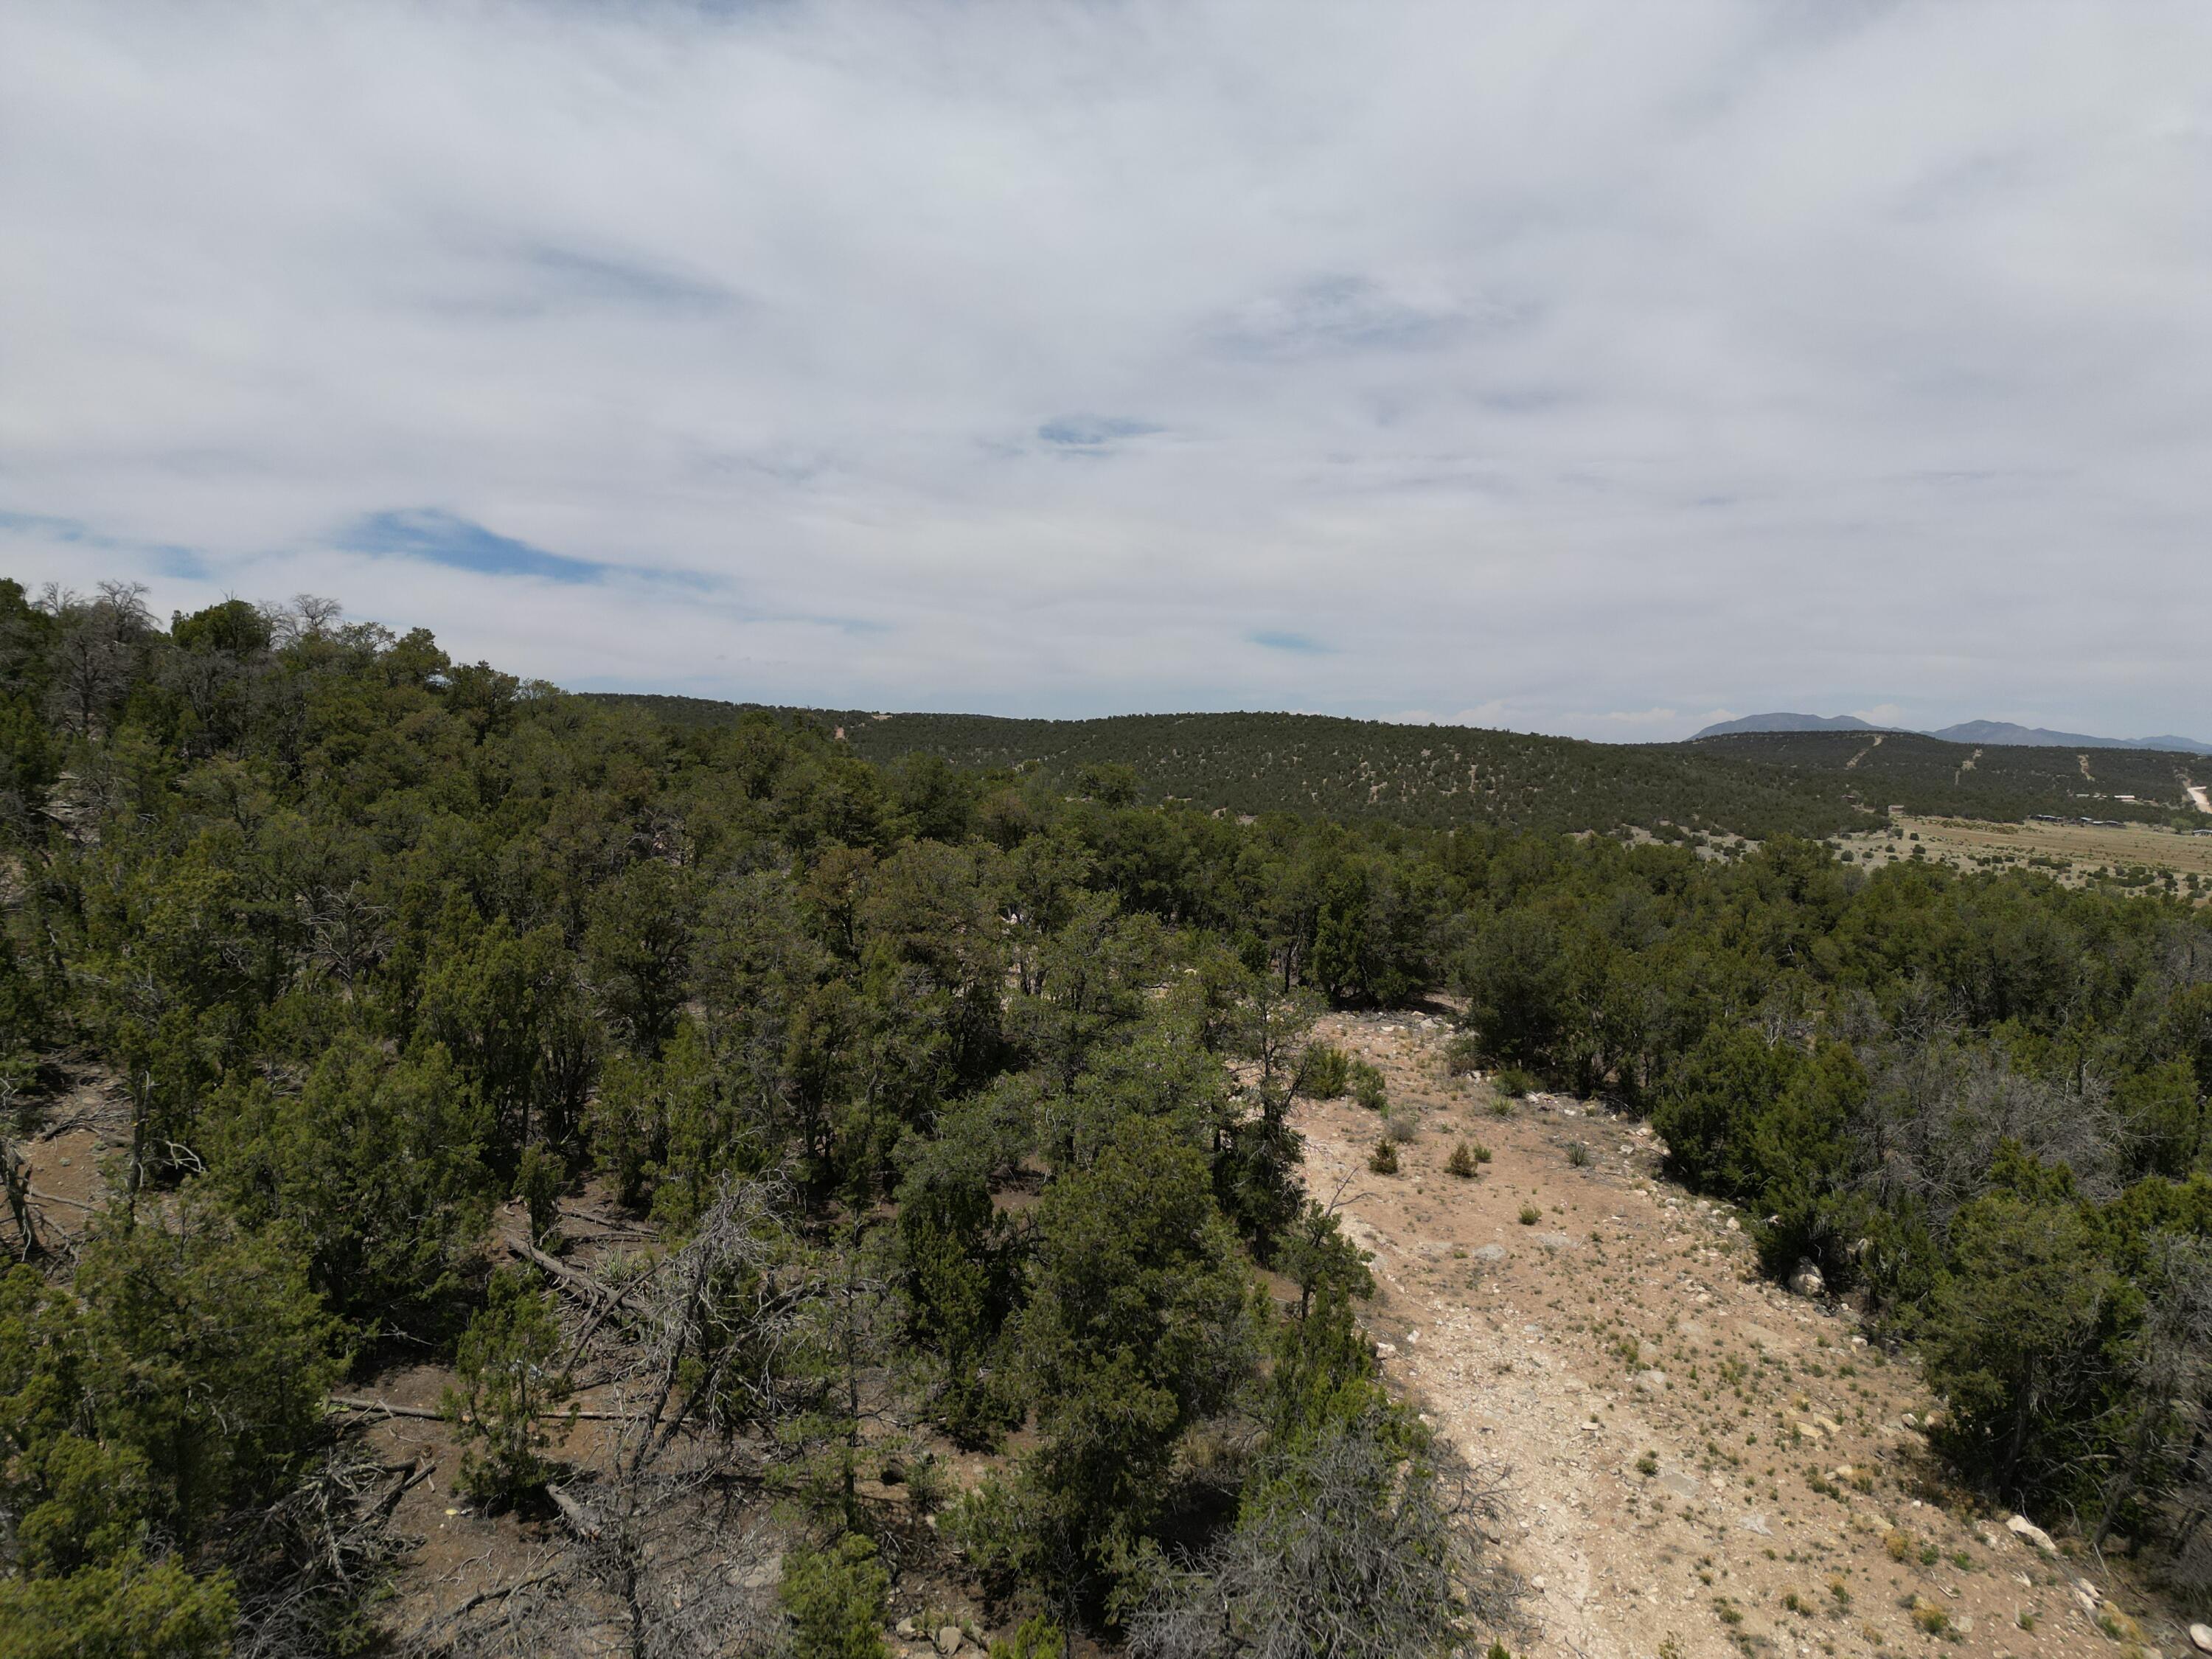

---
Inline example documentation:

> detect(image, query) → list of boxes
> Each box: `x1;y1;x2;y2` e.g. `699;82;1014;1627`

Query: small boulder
2188;1621;2212;1653
1788;1259;1826;1297
935;1627;964;1656
2005;1512;2058;1554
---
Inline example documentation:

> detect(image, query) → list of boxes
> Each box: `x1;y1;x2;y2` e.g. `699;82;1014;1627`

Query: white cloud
4;0;2209;737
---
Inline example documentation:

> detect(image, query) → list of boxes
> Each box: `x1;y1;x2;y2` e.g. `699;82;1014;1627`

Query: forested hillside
1690;728;2205;822
594;696;2206;838
6;580;2212;1657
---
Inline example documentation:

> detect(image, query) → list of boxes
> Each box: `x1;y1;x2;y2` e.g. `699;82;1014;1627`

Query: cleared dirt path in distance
1298;1010;2183;1659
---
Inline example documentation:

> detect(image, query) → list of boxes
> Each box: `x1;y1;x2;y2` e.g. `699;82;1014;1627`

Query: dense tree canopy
3;575;2211;1653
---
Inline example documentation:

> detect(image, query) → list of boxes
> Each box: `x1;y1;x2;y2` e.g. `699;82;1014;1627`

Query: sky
3;1;2209;743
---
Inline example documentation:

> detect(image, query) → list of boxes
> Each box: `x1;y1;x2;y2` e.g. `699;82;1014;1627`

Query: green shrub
779;1533;889;1659
1368;1141;1399;1175
515;1143;566;1252
987;1615;1064;1659
1517;1204;1541;1225
1490;1065;1537;1098
1565;1140;1589;1168
0;1554;237;1659
1445;1142;1478;1178
1349;1060;1388;1113
442;1268;574;1509
1296;1043;1352;1099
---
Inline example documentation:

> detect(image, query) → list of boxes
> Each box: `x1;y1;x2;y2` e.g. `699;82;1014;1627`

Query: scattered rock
896;1618;917;1638
1534;1231;1575;1251
2006;1512;2058;1554
1658;1469;1701;1501
1634;1369;1669;1393
734;1553;783;1591
1788;1259;1826;1297
1374;1341;1397;1358
935;1627;964;1655
1739;1511;1772;1536
2188;1621;2212;1653
1472;1244;1506;1263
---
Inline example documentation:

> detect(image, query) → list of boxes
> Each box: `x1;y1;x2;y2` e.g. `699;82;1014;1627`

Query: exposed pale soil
1834;815;2212;893
1301;1009;2196;1659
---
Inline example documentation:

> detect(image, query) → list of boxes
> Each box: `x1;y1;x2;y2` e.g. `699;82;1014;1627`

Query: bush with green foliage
779;1533;889;1659
1349;1060;1388;1113
1296;1042;1352;1099
1441;1034;1484;1077
10;576;2212;1642
442;1269;574;1509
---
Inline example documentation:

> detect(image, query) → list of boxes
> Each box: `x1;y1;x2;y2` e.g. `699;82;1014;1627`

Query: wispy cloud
1;1;2206;737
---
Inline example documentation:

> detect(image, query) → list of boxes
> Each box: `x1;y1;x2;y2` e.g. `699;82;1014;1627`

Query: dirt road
1298;1010;2180;1659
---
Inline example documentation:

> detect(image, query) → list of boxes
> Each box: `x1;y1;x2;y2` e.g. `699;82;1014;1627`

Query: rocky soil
1301;1009;2198;1659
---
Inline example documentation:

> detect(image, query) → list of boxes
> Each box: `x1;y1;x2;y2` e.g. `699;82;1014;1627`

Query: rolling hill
592;695;2212;841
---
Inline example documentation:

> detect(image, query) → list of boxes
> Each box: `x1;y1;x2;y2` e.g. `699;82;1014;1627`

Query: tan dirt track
1298;1009;2188;1659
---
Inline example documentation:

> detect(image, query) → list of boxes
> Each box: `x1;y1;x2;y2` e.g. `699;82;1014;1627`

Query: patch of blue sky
519;246;734;313
1249;630;1332;655
342;510;722;593
341;509;611;583
1037;415;1163;448
0;511;209;580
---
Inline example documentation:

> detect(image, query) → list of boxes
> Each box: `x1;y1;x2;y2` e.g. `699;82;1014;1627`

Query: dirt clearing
1835;815;2212;894
1299;1010;2191;1659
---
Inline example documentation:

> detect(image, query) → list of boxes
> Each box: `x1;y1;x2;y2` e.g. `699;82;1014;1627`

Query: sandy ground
1834;815;2212;895
1300;1009;2195;1659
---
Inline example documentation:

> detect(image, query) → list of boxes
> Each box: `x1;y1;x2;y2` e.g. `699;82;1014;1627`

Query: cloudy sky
4;1;2208;741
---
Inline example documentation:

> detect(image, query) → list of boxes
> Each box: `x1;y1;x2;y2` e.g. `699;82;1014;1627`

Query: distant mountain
1693;712;1880;737
1928;720;2212;755
1695;713;2212;756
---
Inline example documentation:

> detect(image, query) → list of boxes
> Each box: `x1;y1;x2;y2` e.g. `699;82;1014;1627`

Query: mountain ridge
1697;712;2211;754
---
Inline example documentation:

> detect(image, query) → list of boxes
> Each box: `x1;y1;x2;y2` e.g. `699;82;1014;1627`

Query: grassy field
1836;813;2212;899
